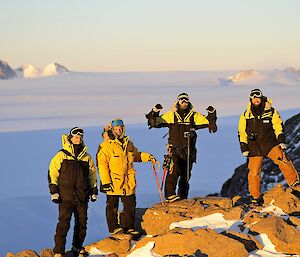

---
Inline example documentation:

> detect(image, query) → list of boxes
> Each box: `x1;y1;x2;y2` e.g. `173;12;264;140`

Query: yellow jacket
97;136;152;196
48;134;97;202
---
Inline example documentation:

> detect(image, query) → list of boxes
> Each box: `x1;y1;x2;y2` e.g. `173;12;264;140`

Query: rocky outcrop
6;250;39;257
85;234;131;255
81;188;300;256
7;188;300;256
250;216;300;254
221;112;300;198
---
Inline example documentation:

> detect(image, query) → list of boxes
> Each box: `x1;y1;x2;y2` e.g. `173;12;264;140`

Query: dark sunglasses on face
71;128;84;136
178;97;189;103
249;91;262;99
112;119;124;127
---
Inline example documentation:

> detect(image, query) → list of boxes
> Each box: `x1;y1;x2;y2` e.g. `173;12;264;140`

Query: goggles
111;119;124;127
70;127;84;136
249;90;262;99
178;97;189;103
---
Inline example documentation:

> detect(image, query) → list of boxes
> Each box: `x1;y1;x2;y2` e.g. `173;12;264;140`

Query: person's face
113;125;123;136
70;135;82;145
178;99;189;110
251;97;262;106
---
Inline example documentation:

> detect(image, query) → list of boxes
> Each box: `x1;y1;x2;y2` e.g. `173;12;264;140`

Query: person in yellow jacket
96;118;158;237
238;89;300;206
48;127;98;257
146;93;217;202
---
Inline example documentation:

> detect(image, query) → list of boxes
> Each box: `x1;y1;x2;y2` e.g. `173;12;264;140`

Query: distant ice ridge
41;62;69;77
0;60;17;79
227;69;259;83
19;62;69;78
225;68;300;86
17;64;41;78
1;60;69;79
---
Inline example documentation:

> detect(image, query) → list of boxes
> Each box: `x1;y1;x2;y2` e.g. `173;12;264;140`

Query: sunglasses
249;90;262;99
111;119;124;127
71;128;84;136
178;97;189;103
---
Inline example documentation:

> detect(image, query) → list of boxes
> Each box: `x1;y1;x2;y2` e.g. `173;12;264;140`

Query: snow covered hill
0;60;17;79
1;60;68;79
17;64;41;78
41;62;69;77
223;68;300;86
227;69;262;83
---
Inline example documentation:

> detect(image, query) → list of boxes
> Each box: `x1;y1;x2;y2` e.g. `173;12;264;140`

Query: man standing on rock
97;118;158;238
238;89;300;205
146;93;217;202
48;127;98;257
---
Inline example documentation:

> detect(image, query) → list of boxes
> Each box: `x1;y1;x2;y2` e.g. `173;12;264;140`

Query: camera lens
249;132;257;141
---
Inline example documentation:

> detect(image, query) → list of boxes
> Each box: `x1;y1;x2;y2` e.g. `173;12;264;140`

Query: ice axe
151;162;165;205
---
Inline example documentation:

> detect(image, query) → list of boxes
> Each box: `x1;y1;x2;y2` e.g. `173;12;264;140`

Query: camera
184;128;196;138
249;132;258;141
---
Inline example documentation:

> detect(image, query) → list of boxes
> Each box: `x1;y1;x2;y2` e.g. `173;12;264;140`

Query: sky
1;0;300;72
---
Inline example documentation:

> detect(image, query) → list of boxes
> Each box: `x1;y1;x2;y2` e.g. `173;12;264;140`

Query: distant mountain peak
227;69;258;83
0;59;17;79
285;67;300;74
18;64;41;78
42;62;69;77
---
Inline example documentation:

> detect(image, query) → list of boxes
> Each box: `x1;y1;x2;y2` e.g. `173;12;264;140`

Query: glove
153;104;163;113
148;155;158;164
208;121;217;133
279;143;287;150
242;151;249;157
91;194;97;202
51;193;61;204
206;106;216;113
101;183;113;192
206;106;217;124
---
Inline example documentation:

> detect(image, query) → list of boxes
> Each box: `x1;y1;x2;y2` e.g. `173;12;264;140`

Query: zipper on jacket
254;115;262;156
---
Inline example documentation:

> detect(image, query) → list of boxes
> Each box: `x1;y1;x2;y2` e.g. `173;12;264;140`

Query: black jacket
238;98;285;156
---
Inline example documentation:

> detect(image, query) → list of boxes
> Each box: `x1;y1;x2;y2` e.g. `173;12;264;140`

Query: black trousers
106;194;136;233
165;154;193;199
53;200;88;254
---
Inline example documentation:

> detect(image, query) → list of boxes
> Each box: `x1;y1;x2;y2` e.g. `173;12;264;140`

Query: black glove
208;121;217;133
146;104;162;129
51;193;61;204
206;106;217;121
153;104;163;112
90;194;97;202
101;183;113;193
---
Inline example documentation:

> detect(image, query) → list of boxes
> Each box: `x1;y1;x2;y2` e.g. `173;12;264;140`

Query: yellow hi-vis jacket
48;134;97;202
97;136;152;196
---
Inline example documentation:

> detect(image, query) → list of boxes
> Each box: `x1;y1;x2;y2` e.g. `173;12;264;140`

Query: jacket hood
61;134;87;158
102;122;126;140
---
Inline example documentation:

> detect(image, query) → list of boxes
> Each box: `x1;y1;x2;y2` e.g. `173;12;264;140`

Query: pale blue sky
1;0;300;72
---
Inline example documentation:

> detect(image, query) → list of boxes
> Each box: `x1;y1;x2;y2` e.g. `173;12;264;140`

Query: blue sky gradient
1;0;300;71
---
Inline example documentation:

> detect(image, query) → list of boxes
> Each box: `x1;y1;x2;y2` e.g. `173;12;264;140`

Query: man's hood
61;134;87;157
